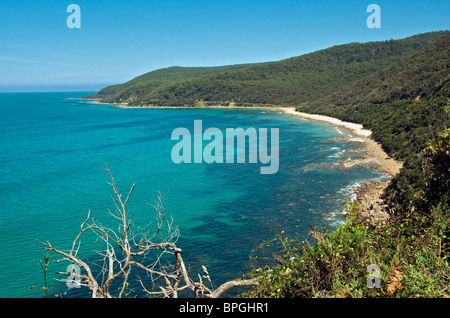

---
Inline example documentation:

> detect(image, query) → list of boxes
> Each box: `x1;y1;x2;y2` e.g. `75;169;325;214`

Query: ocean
0;92;384;298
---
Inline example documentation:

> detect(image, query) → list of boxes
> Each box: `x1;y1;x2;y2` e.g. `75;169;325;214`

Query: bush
243;196;450;298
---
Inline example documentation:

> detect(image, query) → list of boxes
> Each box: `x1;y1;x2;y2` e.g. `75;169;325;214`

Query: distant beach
276;106;403;225
277;107;372;138
276;107;402;176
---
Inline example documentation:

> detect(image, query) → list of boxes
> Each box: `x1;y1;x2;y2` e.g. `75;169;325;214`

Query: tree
38;165;259;298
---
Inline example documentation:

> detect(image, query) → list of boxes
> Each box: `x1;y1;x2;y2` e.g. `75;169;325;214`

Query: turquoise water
0;92;383;298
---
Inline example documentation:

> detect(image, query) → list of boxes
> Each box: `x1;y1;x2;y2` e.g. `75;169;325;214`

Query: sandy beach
275;107;402;175
276;107;403;226
276;107;373;137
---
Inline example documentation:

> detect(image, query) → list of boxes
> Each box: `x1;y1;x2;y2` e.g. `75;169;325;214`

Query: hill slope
86;31;447;107
296;31;450;213
85;63;267;102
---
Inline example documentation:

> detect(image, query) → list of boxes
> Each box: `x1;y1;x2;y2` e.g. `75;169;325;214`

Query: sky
0;0;448;92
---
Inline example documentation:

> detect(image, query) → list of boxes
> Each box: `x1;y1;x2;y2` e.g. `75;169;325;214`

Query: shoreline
88;99;286;110
275;107;403;177
275;107;373;138
276;107;403;226
89;100;402;225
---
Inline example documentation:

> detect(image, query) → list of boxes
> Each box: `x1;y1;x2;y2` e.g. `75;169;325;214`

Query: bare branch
36;166;260;298
210;277;260;298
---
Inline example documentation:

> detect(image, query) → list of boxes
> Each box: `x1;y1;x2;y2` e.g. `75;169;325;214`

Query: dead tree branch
38;164;259;298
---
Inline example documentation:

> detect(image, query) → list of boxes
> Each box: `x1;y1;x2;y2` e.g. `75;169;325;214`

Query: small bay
0;92;383;297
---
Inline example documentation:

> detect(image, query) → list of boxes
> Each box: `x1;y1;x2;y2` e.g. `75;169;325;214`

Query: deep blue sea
0;92;384;298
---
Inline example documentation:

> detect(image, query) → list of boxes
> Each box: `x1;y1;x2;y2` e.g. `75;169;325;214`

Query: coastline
88;99;282;110
89;100;402;225
276;107;373;138
275;107;402;176
276;107;403;226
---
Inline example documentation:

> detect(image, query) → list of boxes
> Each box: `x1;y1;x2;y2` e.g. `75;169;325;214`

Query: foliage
27;254;66;298
297;32;450;216
85;64;267;102
242;195;450;298
243;128;450;298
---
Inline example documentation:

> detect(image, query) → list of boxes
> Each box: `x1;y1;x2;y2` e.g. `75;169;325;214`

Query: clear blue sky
0;0;448;92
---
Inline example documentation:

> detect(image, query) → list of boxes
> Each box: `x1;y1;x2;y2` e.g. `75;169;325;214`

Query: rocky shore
353;138;403;226
276;107;403;227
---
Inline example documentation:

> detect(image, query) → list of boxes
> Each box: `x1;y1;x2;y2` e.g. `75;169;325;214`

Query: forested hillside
86;31;447;107
297;31;450;215
85;63;267;102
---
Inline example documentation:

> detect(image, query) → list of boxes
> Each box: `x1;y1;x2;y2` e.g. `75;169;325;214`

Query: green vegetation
243;189;449;298
27;254;65;298
86;31;447;107
297;32;450;215
243;129;449;298
85;63;268;103
85;30;450;297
